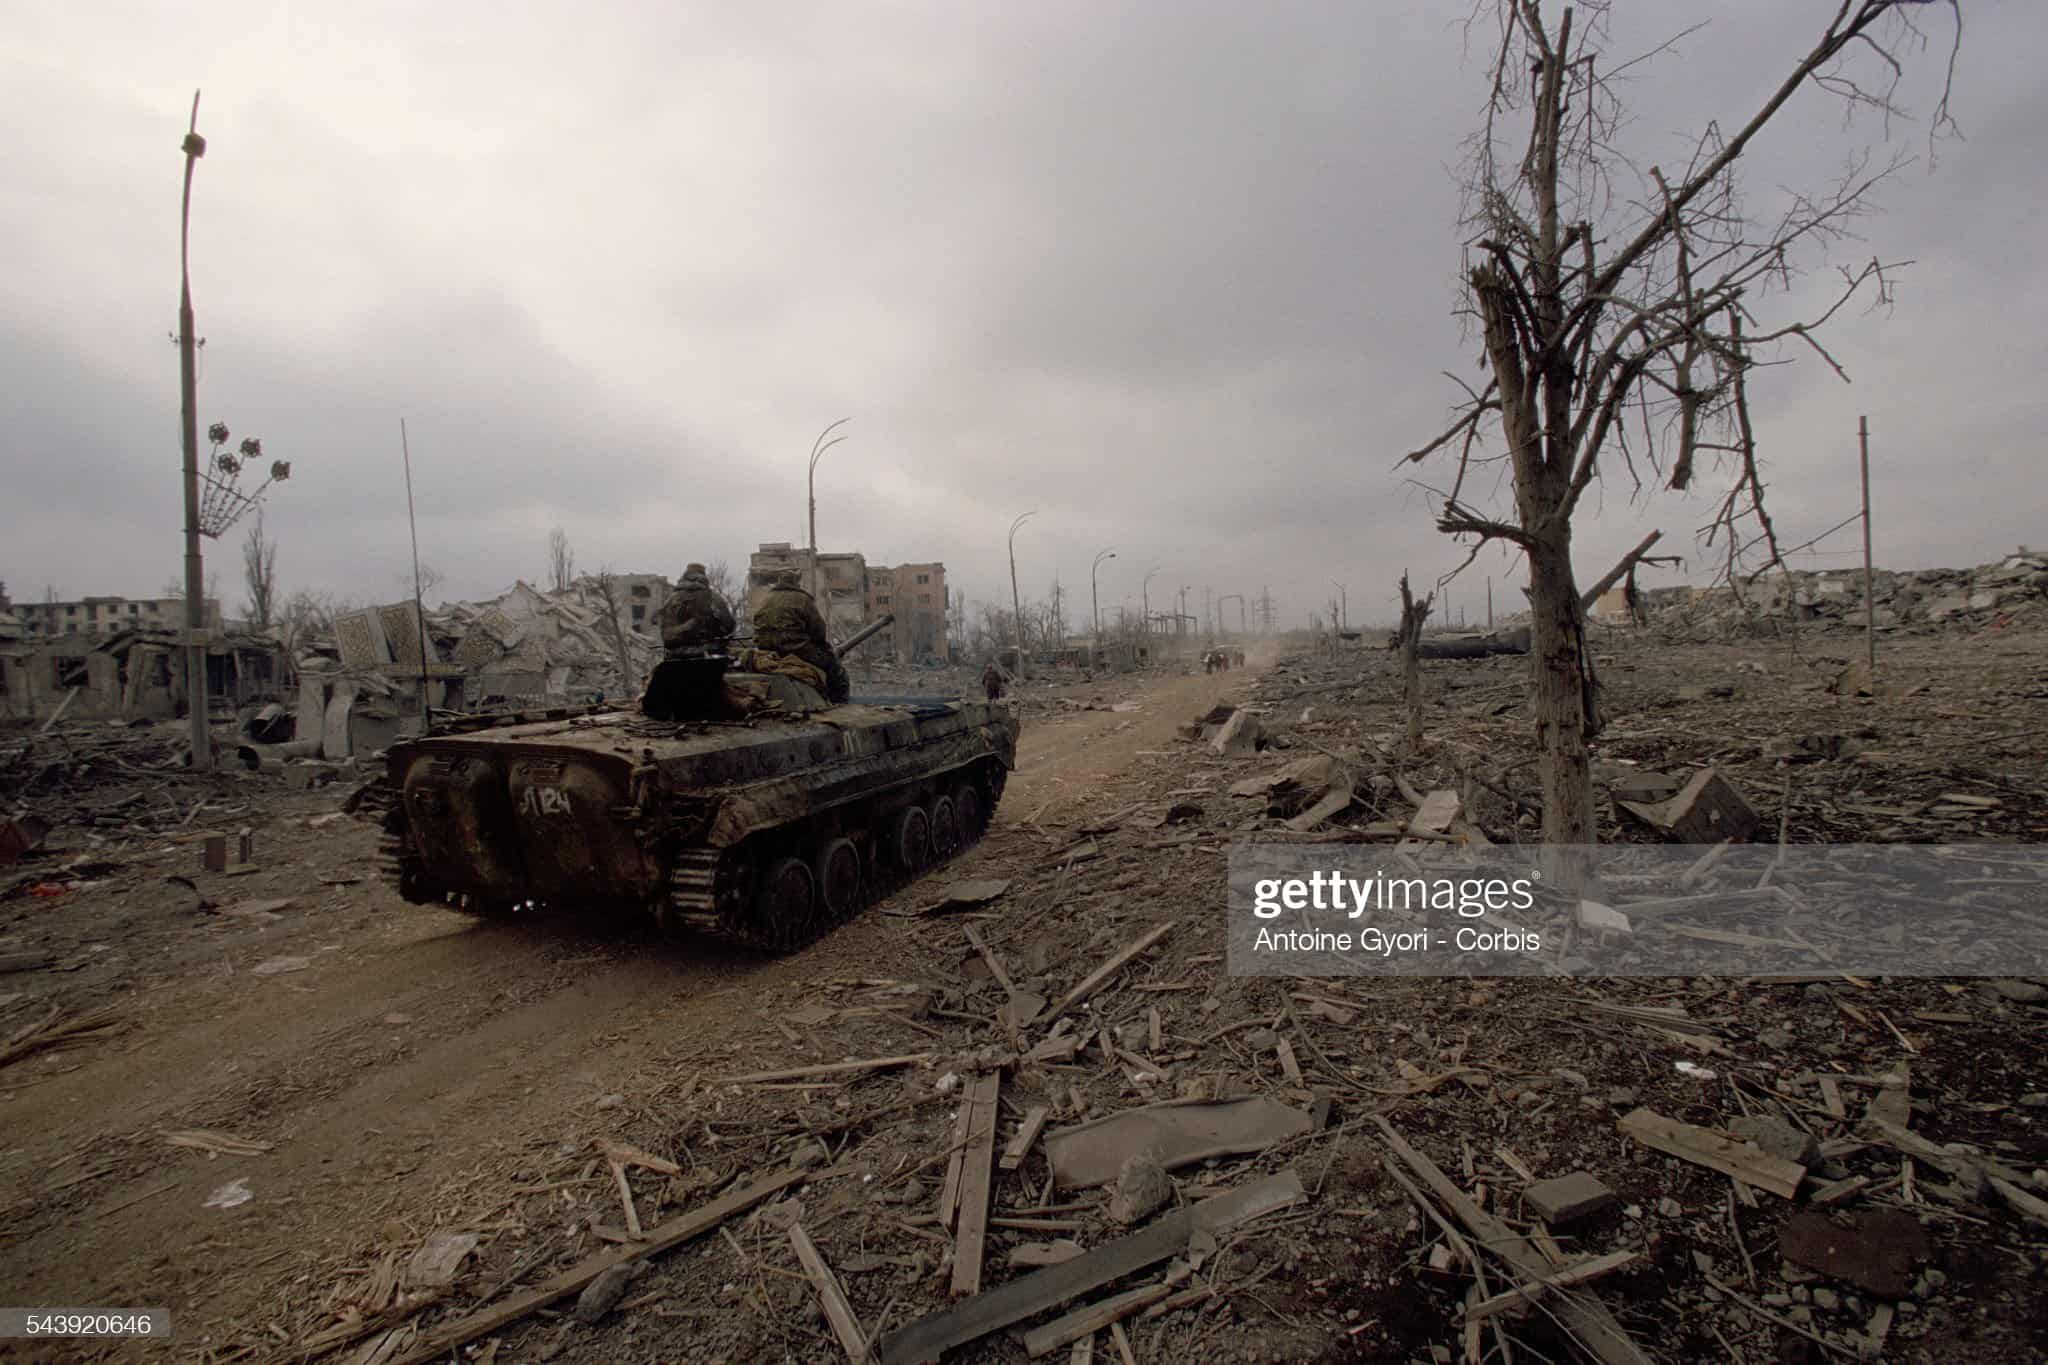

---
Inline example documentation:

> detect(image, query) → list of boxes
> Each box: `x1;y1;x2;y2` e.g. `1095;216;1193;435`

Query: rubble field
1;620;2045;1364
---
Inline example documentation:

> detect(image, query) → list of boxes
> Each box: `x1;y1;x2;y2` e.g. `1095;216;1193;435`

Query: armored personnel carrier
374;623;1018;951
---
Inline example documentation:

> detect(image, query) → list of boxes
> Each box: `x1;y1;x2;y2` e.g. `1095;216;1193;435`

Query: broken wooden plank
938;1091;974;1229
791;1222;869;1361
1616;1108;1804;1199
392;1168;807;1364
1371;1117;1651;1365
875;1171;1304;1365
1462;1250;1639;1322
965;924;1017;994
1273;1037;1303;1085
1049;922;1174;1018
1043;1097;1312;1189
951;1072;1003;1297
1021;1285;1171;1358
712;1054;934;1085
1001;1105;1052;1173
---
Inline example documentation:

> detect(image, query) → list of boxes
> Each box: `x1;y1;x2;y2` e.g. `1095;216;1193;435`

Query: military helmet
683;562;707;579
772;568;803;590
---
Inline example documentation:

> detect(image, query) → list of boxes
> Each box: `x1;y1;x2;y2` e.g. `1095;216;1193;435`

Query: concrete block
1524;1172;1617;1226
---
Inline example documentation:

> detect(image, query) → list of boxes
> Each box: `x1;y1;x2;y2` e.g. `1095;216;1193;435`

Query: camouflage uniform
658;565;736;657
753;570;850;703
641;563;735;721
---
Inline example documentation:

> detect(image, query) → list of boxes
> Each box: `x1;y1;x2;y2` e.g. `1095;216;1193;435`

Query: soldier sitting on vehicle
753;569;851;703
640;563;736;720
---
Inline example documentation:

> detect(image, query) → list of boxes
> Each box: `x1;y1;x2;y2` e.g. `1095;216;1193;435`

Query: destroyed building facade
8;592;223;638
746;543;951;663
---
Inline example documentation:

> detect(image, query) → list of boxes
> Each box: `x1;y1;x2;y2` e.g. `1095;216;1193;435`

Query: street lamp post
1331;581;1348;634
1009;511;1036;679
1091;548;1116;647
177;92;210;771
806;418;850;604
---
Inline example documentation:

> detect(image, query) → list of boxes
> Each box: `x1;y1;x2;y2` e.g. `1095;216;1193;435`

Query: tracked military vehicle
374;620;1018;951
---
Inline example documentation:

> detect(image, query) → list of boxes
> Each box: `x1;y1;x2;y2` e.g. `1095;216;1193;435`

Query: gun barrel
836;614;895;657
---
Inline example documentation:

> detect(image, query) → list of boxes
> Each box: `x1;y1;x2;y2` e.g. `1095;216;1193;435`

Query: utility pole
1330;581;1347;634
177;91;211;771
806;418;850;605
1487;577;1493;630
1178;586;1189;638
1142;566;1161;642
1859;415;1876;675
1009;511;1036;678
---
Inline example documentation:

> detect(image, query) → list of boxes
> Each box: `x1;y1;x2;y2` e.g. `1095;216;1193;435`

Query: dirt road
0;656;1255;1353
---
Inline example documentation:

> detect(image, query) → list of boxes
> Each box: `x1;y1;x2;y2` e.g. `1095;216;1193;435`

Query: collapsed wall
1632;549;2048;630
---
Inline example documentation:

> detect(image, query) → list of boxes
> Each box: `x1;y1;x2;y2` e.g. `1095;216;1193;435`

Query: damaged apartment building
0;586;285;723
746;544;950;664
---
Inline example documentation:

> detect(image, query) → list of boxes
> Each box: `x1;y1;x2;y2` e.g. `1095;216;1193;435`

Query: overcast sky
2;1;2031;632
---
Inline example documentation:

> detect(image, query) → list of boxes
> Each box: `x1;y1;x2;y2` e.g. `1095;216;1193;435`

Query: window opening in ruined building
631;605;646;622
54;657;87;688
631;585;651;598
916;574;930;584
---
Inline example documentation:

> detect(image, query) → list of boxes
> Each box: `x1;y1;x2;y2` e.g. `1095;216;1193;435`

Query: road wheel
952;780;987;842
751;856;820;952
889;805;931;874
815;837;862;920
930;796;960;858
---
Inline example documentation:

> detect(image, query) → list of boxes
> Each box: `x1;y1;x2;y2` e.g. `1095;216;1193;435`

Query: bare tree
241;509;278;632
1407;1;1959;847
588;569;639;694
395;564;444;604
548;527;575;593
702;559;740;616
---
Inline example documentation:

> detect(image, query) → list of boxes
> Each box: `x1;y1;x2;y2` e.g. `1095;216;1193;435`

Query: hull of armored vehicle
375;691;1018;950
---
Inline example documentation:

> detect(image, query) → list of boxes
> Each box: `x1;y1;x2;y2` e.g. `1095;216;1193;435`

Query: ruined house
0;626;283;723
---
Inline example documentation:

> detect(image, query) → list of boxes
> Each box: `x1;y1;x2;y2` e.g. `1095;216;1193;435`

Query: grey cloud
0;0;2031;632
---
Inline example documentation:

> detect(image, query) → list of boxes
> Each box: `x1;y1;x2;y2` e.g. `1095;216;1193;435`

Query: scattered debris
1044;1098;1312;1189
1777;1208;1929;1298
1523;1171;1618;1226
923;879;1012;914
405;1231;481;1289
1105;1154;1171;1225
1616;1108;1804;1199
1615;768;1760;842
789;1223;868;1361
874;1170;1304;1365
203;1178;254;1210
162;1129;274;1158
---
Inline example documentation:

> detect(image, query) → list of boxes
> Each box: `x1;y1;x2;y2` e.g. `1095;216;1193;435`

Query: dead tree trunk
1409;4;1957;869
1396;572;1434;751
